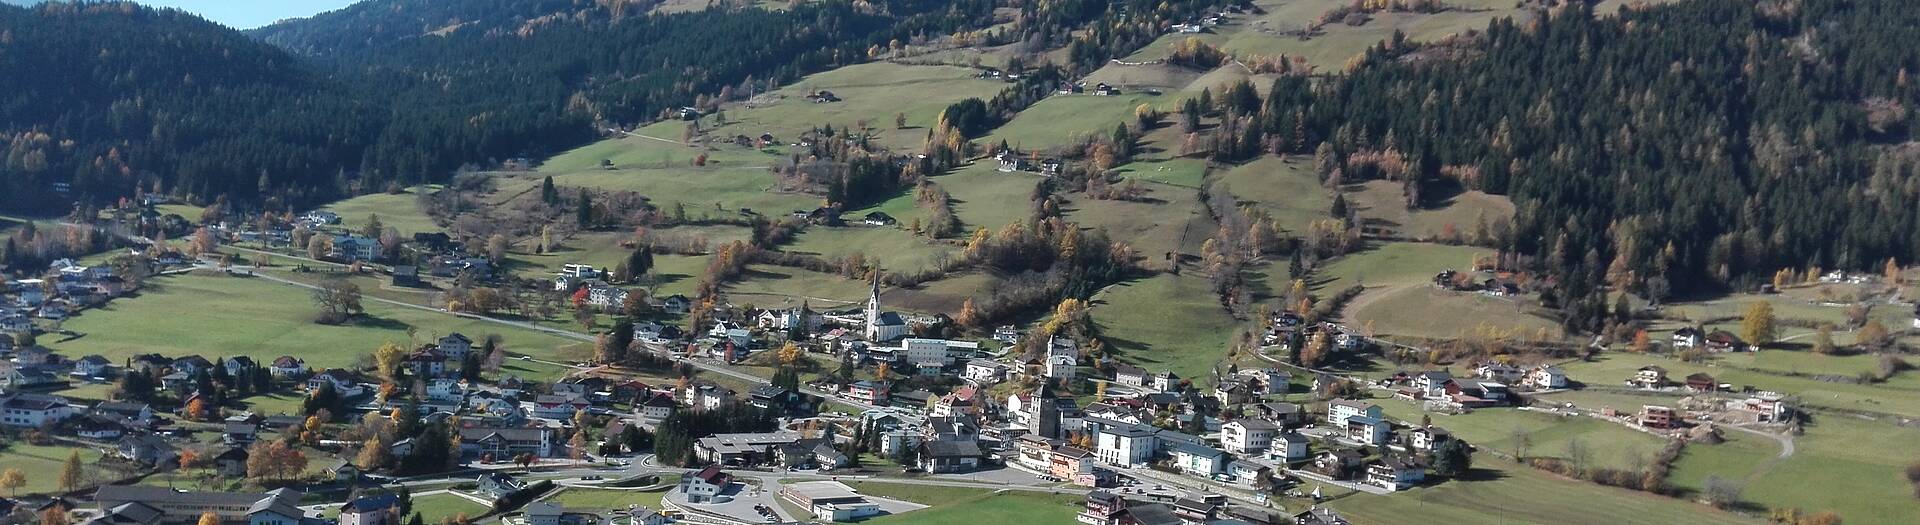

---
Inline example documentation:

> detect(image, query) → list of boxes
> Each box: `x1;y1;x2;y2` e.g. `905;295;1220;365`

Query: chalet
478;473;525;500
0;315;31;334
919;440;984;473
961;359;1007;383
1526;365;1567;389
1408;426;1452;452
1685;372;1718;393
993;325;1020;344
531;394;592;419
338;494;398;525
1705;330;1744;352
1313;449;1365;479
1671;327;1704;349
637;392;677;422
329;234;379;262
93;402;154;428
1226;459;1271;486
1630;366;1669;388
213;447;249;477
223;422;259;446
1110;364;1147;387
172;355;213;376
73;414;128;439
269;356;304;377
1254;402;1306;427
1743;392;1793;423
860;212;896;226
1094;83;1120;96
390;266;420;287
748;386;815;417
71;355;112;378
1172;497;1219;523
404;348;448;377
1151;371;1181;392
1365;455;1426;491
115;434;178;465
437;333;474;361
307;369;365;397
221;356;257;378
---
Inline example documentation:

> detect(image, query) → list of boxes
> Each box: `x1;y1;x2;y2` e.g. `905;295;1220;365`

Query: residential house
1112;364;1148;387
329;234;379;262
1671;327;1704;349
1255;402;1306;428
221;357;257;379
405;348;448;378
637;392;677;422
1630;366;1669;388
73;415;128;439
337;494;399;525
845;381;890;406
1225;460;1272;486
1345;416;1392;447
1475;362;1525;384
1168;441;1228;477
1408;426;1452;453
678;467;733;503
0;393;76;427
1365;455;1426;491
1705;330;1744;352
71;355;112;378
1685;373;1718;393
748;386;815;417
115;434;178;465
1327;399;1382;427
223;422;259;446
269;356;304;377
531;394;592;420
1093;420;1158;467
477;473;525;500
1313;449;1364;479
1271;431;1311;462
523;503;561;525
919;440;984;473
213;447;249;478
1150;371;1181;392
1526;366;1567;390
1221;419;1279;454
658;295;692;315
961;359;1007;384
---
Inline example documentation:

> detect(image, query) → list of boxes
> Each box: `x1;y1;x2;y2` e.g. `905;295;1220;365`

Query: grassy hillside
1091;274;1239;380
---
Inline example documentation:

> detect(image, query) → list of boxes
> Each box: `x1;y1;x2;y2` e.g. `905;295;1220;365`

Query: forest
1236;0;1920;299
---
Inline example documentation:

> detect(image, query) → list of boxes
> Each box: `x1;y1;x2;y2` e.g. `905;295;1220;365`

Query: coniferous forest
1250;0;1920;298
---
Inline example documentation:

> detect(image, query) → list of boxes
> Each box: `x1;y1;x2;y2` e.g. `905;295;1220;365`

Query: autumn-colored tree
1740;301;1777;348
1812;324;1837;355
876;362;892;382
196;511;219;525
0;468;25;496
1301;330;1332;368
374;341;408;380
956;297;983;329
569;431;588;462
1886;258;1903;284
777;342;803;365
1772;268;1795;291
357;435;391;470
1858;320;1892;350
41;508;68;525
185;398;210;422
1630;330;1651;353
177;449;205;472
58;451;82;492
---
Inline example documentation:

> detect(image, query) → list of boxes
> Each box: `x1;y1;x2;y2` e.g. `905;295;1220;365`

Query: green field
1127;0;1528;72
930;162;1039;231
723;265;870;310
1091;274;1238;380
1558;353;1920;418
1725;417;1920;523
719;62;1009;152
862;492;1082;525
883;271;998;316
1218;155;1335;234
1328;460;1759;525
1302;242;1493;293
0;443;108;495
985;91;1176;151
319;188;444;236
410;493;490;523
45;272;587;375
844;481;996;506
1376;397;1668;472
1347;286;1562;340
784;227;957;273
545;487;668;510
1062;180;1211;266
1113;157;1208;189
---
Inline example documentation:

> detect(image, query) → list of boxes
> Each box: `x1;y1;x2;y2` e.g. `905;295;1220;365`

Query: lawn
1726;417;1920;523
984;91;1176;151
0;443;108;495
783;227;958;273
717;61;1009;152
1303;242;1494;294
46;272;588;373
1217;155;1334;234
861;492;1082;525
1344;179;1516;241
541;165;819;219
545;487;668;511
1091;274;1239;380
1328;460;1760;525
843;481;995;506
319;187;444;236
409;493;490;523
882;271;999;316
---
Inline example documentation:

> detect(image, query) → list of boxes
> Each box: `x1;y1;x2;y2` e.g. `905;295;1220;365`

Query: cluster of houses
993;150;1063;176
1077;490;1352;525
3;258;141;349
1057;81;1122;96
1430;269;1523;297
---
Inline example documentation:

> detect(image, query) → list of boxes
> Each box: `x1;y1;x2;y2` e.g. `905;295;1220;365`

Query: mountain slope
0;1;379;210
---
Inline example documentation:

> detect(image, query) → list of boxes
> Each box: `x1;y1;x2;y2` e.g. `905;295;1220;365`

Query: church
864;273;909;342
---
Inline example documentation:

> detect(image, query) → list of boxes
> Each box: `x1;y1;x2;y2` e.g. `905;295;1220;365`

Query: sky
5;1;362;29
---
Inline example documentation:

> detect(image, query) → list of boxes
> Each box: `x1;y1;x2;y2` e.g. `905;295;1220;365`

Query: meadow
319;187;445;236
1089;274;1239;380
984;91;1177;151
409;493;491;523
1216;155;1334;234
861;492;1082;525
1328;460;1760;525
1061;180;1212;266
44;272;588;375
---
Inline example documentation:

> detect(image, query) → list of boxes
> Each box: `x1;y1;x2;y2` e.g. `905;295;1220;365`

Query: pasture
1090;274;1239;380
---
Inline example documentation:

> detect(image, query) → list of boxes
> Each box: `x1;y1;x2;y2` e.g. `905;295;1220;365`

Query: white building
1221;419;1280;454
1094;422;1158;467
